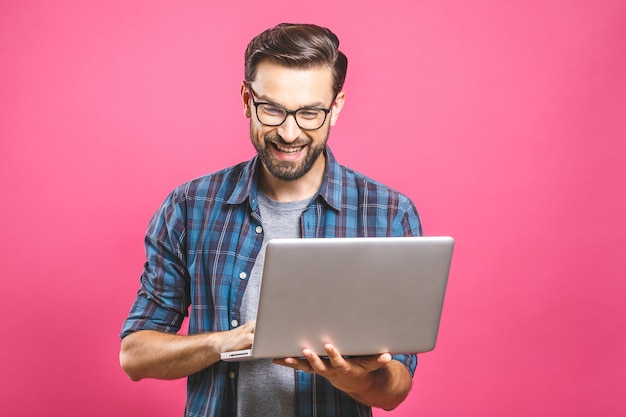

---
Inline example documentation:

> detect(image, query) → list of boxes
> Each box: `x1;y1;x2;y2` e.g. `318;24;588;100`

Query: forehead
252;61;335;107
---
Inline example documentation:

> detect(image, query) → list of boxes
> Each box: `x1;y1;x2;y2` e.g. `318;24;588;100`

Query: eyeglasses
247;85;334;131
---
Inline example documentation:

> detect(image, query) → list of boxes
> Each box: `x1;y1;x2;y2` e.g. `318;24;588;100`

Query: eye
298;109;323;120
260;104;285;116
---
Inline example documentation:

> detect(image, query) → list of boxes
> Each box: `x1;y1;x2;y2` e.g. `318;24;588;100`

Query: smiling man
120;23;422;417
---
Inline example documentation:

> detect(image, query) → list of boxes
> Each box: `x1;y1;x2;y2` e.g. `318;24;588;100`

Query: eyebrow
251;89;330;109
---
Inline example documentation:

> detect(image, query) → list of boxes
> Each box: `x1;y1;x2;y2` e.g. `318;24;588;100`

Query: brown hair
244;23;348;96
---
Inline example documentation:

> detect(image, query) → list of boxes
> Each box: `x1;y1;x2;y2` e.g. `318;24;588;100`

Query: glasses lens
257;104;286;126
295;109;326;130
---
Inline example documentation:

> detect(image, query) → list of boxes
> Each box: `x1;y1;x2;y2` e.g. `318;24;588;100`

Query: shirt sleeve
391;195;422;374
120;189;190;339
395;196;423;238
391;353;418;377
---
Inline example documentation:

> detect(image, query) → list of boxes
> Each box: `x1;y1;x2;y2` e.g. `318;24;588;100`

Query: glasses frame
246;84;335;131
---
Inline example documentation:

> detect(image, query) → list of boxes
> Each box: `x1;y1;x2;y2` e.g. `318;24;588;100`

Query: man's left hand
272;344;392;395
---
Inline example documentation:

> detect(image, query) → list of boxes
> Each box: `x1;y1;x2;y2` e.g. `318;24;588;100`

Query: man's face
242;61;345;182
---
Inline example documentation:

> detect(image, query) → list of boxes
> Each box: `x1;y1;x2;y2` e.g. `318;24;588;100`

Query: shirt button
231;319;238;327
255;225;263;234
239;271;247;280
228;371;236;379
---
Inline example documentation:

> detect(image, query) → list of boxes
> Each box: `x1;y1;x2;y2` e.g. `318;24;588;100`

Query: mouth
274;143;305;154
271;142;307;161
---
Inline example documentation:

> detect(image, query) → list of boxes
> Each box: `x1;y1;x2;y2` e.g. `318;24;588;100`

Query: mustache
264;133;311;147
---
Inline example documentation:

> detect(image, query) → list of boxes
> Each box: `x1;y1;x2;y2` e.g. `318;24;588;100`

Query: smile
274;143;305;154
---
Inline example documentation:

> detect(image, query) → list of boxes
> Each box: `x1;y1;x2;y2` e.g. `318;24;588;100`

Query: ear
329;91;346;126
241;82;251;118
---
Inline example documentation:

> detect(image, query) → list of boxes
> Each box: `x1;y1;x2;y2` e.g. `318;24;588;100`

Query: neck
259;154;326;202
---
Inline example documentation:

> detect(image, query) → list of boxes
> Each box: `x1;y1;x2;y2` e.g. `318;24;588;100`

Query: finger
346;353;391;373
378;353;392;364
242;320;256;333
273;357;313;373
303;349;328;373
272;357;299;366
361;353;392;372
324;344;347;369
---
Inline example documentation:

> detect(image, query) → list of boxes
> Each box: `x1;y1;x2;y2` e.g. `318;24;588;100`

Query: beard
251;129;329;182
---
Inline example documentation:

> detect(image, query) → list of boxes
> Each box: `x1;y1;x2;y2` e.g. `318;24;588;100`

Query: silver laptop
220;236;454;362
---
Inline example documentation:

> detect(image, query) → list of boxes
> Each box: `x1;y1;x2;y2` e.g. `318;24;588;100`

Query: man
120;23;422;416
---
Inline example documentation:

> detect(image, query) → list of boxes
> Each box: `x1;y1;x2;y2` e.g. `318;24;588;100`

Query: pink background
1;1;625;416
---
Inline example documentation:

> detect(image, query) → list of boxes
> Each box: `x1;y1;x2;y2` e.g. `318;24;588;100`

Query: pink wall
1;1;625;416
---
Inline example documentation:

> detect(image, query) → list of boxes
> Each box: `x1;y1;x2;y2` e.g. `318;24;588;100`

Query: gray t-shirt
236;191;311;417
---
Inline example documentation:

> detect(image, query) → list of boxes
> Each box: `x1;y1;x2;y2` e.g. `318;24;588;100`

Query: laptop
220;236;454;361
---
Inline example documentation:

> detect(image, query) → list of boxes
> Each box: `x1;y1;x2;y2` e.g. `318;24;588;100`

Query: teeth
275;144;303;154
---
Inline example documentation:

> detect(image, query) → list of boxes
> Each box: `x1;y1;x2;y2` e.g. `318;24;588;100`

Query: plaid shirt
121;147;422;417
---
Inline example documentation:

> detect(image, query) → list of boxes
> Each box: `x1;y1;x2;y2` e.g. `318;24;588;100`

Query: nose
277;114;302;143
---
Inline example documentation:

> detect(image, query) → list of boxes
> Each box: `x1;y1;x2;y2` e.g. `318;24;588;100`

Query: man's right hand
217;320;255;353
119;320;255;381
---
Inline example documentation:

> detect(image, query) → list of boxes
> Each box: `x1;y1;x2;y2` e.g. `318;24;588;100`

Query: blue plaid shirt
121;147;422;417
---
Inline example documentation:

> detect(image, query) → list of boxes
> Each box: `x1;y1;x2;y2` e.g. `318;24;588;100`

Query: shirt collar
316;147;342;211
226;146;343;212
